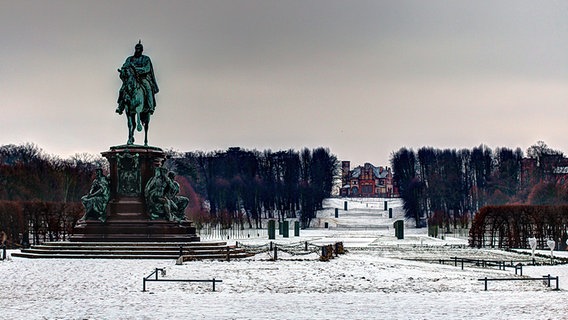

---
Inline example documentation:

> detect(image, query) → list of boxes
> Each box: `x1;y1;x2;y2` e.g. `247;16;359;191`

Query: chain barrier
237;241;345;261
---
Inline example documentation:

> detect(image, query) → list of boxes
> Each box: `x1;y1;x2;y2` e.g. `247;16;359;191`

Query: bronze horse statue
117;64;151;146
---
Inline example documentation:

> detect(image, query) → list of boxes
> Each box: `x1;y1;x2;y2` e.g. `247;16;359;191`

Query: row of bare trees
469;205;568;249
166;147;338;229
391;142;568;230
0;143;105;202
0;144;338;244
0;201;83;247
0;143;103;246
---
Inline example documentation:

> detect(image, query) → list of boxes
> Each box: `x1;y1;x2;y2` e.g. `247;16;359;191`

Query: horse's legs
136;112;143;132
143;119;149;146
142;113;150;146
127;114;135;145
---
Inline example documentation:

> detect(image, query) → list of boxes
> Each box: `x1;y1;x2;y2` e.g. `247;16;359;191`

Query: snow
2;198;568;319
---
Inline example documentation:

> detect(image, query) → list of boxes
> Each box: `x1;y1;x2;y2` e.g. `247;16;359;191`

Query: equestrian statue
116;41;159;146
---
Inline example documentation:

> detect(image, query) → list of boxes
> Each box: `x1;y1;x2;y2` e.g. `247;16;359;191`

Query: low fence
439;256;536;273
197;224;268;240
237;241;346;261
435;256;560;291
428;226;470;239
478;274;559;291
142;268;222;292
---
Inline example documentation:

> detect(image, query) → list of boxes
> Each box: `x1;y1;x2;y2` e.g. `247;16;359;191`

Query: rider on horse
116;41;159;145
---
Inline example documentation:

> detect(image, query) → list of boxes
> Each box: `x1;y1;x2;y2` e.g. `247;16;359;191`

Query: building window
361;185;373;195
351;187;359;195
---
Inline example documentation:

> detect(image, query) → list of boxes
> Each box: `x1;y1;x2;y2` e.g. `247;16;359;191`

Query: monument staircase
12;241;254;260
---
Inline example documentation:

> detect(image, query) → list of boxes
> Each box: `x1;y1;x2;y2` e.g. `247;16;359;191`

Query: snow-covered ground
2;198;568;319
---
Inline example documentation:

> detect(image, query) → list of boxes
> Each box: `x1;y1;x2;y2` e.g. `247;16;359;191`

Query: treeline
469;205;568;249
0;143;106;202
166;147;337;229
0;143;337;244
391;141;567;229
0;201;83;247
0;143;107;245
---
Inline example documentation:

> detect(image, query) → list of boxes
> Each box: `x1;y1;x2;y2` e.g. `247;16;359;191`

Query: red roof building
340;161;398;197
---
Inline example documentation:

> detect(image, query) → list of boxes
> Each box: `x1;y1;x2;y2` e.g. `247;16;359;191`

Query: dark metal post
268;220;276;240
273;245;277;261
143;278;146;292
226;247;230;262
282;221;289;238
547;274;551;287
555;276;559;290
213;278;216;292
515;264;523;276
305;241;308;251
461;259;464;270
155;268;159;280
484;277;488;291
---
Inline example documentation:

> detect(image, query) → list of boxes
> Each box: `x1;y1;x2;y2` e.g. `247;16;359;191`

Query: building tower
341;161;351;186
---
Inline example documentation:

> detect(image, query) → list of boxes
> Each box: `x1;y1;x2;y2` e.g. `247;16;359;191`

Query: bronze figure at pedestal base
71;145;199;242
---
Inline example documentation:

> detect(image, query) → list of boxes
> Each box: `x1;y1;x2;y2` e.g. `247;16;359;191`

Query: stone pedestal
104;145;165;220
71;145;200;242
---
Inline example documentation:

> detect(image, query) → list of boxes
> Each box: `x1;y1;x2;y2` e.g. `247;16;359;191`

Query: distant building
340;161;398;197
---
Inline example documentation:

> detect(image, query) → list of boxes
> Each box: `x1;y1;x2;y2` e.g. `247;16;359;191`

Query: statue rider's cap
135;40;143;50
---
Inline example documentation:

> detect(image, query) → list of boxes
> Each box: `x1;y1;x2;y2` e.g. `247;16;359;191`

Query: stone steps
11;241;253;260
70;220;200;242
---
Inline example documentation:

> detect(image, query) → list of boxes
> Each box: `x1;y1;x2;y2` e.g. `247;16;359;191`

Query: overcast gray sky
2;1;568;166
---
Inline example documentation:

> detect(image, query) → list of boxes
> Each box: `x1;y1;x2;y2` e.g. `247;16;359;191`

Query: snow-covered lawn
2;198;567;319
